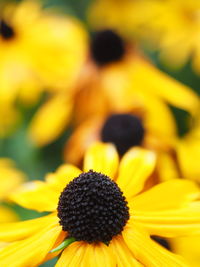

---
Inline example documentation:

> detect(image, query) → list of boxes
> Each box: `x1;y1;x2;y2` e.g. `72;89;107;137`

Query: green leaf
50;237;76;253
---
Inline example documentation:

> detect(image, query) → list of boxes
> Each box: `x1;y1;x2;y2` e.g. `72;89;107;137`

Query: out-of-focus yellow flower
0;1;40;105
63;98;177;168
0;143;199;266
63;99;200;185
0;0;87;95
171;235;200;267
88;0;200;72
0;0;87;136
29;29;199;146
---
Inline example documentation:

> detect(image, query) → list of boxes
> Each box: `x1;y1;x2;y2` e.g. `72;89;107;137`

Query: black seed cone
58;170;129;243
0;20;15;40
101;114;145;155
90;29;125;65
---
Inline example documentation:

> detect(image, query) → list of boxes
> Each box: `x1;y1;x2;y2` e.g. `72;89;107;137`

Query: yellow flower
0;1;41;106
63;104;177;169
89;0;200;72
0;0;87;96
0;143;199;266
28;29;199;146
0;0;87;136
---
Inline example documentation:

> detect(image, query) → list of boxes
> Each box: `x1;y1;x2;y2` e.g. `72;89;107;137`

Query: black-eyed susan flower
0;0;87;136
0;1;40;106
0;0;87;93
28;29;199;146
88;0;200;72
1;143;200;266
63;101;177;169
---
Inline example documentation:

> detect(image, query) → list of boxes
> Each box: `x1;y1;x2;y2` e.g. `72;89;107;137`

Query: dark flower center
0;19;15;40
90;29;125;65
101;114;145;155
57;170;129;243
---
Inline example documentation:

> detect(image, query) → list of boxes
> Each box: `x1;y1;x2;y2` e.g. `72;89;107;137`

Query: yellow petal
55;242;86;267
133;202;200;237
43;230;67;263
86;242;116;267
156;152;179;182
29;93;72;146
45;164;82;193
132;179;199;211
83;142;119;179
10;164;81;212
0;214;58;242
0;223;62;267
100;55;199;114
134;59;199;115
0;158;26;200
64;117;103;165
10;181;59;212
117;147;156;198
109;235;143;267
0;205;19;223
56;242;116;267
171;235;200;267
123;223;188;267
176;136;200;182
140;93;177;147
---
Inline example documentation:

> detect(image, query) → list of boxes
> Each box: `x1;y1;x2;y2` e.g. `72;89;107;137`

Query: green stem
50;237;76;253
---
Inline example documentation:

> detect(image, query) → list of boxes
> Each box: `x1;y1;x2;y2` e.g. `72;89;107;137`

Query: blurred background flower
0;0;200;266
0;0;87;137
88;0;200;72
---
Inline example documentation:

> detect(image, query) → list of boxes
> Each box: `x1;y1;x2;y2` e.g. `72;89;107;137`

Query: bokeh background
0;1;200;266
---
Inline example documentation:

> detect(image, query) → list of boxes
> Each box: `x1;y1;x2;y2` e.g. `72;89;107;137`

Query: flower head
29;27;199;147
0;19;15;40
88;0;200;72
0;143;199;266
0;0;87;136
58;170;129;243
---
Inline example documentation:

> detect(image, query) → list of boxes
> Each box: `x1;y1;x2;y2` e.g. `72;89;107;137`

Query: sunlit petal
83;142;119;179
